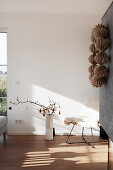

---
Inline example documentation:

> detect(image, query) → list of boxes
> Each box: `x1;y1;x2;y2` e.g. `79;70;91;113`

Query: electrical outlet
19;120;21;124
15;120;18;124
15;81;20;85
19;120;24;124
15;120;24;124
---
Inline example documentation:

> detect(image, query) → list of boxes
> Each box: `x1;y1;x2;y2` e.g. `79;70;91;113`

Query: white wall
0;14;100;134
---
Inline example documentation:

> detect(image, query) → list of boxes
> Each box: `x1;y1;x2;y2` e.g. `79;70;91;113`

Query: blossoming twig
9;96;61;116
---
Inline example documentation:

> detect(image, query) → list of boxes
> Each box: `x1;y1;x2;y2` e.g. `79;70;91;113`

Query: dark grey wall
100;2;113;142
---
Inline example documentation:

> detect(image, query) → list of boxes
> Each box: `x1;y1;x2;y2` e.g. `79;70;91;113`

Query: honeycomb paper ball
89;44;98;53
89;24;110;88
88;64;96;74
91;77;107;87
88;54;96;64
93;27;108;39
90;71;94;77
91;34;96;43
92;24;107;34
95;38;110;51
94;65;108;79
89;74;93;81
95;52;109;65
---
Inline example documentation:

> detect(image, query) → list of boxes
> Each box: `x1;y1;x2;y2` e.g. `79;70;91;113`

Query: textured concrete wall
100;2;113;142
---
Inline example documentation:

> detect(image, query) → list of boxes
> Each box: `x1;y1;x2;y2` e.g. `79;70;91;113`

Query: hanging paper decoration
95;52;109;65
88;24;110;87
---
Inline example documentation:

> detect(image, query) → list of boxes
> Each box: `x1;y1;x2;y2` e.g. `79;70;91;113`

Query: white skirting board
8;130;99;136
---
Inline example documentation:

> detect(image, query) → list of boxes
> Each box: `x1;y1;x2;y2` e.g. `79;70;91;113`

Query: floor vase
45;114;53;140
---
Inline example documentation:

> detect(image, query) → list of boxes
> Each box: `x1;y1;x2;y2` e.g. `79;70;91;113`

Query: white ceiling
0;0;112;16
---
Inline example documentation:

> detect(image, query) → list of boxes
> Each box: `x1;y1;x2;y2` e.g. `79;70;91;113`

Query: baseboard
8;132;99;136
8;131;44;135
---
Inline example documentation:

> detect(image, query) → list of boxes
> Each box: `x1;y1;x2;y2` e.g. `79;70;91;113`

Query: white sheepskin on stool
64;117;84;125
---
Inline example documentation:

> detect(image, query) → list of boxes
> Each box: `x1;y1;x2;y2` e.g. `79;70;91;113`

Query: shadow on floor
0;135;108;170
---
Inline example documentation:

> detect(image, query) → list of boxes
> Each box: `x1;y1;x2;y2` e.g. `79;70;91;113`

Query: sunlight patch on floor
21;152;54;167
21;144;107;168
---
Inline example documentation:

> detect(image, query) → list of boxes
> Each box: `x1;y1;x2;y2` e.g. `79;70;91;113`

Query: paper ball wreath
88;24;110;87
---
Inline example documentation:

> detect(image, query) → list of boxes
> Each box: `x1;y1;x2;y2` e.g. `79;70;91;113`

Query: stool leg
66;125;107;148
66;124;75;144
91;127;95;148
82;127;84;138
3;132;6;140
82;127;95;148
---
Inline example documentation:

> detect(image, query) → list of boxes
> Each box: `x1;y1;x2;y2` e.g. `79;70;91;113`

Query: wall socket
15;120;24;124
15;81;20;85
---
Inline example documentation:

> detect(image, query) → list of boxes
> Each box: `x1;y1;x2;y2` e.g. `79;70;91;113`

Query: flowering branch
9;97;61;116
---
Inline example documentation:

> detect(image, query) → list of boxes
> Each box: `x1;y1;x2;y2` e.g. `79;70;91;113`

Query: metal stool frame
66;125;107;148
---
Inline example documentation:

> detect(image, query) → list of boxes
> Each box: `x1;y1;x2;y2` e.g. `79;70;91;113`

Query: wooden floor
0;135;108;170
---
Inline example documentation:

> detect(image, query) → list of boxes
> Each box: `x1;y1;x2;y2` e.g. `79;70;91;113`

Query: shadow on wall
8;83;99;135
31;84;99;135
31;83;99;113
